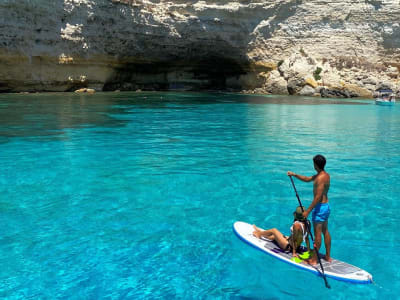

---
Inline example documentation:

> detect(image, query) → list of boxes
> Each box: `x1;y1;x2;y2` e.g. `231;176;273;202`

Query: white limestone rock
264;70;289;95
0;0;399;95
299;85;315;96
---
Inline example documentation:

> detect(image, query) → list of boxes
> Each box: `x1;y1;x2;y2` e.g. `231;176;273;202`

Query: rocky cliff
0;0;399;96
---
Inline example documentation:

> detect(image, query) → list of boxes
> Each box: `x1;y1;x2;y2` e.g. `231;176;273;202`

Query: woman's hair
313;154;326;170
293;206;306;222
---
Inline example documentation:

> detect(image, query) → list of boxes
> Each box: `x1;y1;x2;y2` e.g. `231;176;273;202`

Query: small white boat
375;89;396;106
375;99;395;106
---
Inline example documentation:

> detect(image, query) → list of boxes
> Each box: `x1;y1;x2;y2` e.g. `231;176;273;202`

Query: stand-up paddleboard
233;221;373;284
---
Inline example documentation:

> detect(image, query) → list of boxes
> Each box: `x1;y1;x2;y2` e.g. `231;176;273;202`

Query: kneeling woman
253;207;311;258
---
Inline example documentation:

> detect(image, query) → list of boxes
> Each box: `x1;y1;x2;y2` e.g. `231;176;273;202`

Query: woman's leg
253;226;289;250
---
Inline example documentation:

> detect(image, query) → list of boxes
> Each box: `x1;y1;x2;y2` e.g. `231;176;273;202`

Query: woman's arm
305;235;311;252
290;238;298;257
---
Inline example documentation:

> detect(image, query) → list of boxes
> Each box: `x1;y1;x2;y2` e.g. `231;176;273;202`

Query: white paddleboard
233;221;372;284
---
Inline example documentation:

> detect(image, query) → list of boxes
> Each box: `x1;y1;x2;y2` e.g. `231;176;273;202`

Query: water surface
0;92;398;299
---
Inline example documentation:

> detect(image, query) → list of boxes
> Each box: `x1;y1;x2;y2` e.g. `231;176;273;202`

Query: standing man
287;154;332;264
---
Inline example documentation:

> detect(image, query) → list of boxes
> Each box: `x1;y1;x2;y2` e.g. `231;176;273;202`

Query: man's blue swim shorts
312;203;330;223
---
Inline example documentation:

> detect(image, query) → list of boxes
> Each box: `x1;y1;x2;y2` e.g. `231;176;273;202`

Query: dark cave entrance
103;56;248;92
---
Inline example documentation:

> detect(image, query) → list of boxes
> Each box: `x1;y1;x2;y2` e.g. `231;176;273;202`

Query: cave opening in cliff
103;56;248;92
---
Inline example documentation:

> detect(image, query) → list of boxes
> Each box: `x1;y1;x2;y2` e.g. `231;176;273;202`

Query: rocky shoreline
0;0;399;97
241;50;400;98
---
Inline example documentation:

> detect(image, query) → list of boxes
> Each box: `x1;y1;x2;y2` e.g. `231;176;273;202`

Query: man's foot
305;259;319;266
324;256;333;263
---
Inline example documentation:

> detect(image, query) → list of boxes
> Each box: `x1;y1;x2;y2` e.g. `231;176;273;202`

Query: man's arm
287;171;315;182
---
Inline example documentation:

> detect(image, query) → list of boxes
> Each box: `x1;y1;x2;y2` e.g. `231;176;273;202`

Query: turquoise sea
0;92;399;299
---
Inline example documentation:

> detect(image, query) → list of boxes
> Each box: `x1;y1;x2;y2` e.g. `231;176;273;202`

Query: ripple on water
0;92;398;298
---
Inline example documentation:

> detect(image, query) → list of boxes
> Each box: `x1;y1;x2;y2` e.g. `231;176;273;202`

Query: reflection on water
0;93;128;142
0;92;368;143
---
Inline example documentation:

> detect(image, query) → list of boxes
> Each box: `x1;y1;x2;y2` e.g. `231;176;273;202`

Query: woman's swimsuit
285;221;308;252
290;221;308;242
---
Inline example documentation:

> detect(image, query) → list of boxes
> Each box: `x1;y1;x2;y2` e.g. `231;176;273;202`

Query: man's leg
309;222;323;264
322;221;332;262
313;222;323;249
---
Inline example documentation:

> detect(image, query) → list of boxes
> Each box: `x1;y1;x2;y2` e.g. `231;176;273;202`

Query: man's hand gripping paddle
288;175;331;289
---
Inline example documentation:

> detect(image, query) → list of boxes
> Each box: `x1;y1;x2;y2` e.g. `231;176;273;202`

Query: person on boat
287;154;332;265
252;206;311;258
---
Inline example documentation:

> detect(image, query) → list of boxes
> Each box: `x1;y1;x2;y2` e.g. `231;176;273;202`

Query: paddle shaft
288;175;331;289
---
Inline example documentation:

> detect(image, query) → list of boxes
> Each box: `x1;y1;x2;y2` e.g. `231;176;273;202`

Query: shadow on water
0;93;128;142
0;92;369;142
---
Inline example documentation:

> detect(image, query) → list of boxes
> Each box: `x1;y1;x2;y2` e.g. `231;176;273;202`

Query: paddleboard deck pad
233;221;372;284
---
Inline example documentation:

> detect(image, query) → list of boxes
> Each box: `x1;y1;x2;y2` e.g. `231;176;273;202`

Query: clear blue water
0;92;399;299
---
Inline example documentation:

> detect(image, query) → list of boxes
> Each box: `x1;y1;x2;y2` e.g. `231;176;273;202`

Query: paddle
288;175;331;289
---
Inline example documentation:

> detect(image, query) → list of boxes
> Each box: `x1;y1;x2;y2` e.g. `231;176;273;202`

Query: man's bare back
313;171;330;204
